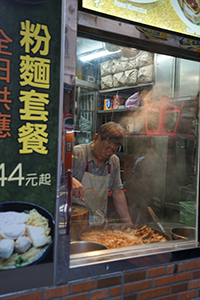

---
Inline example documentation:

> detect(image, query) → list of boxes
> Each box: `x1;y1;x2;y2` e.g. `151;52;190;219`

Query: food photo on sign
0;202;54;269
177;0;200;24
170;0;200;35
83;0;200;38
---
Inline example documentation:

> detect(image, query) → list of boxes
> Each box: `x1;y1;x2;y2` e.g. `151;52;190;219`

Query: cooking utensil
147;206;166;234
82;198;107;226
171;227;195;240
70;241;107;254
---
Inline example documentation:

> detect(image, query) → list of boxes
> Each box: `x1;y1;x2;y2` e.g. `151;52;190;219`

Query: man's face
93;137;120;162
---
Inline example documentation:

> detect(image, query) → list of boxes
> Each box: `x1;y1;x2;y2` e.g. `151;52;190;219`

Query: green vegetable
15;256;28;268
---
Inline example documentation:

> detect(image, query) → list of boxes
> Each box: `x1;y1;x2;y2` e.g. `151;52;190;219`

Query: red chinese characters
0;29;13;138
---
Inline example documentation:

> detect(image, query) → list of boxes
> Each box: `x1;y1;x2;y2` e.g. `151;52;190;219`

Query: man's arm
72;177;84;201
72;145;86;201
112;189;133;225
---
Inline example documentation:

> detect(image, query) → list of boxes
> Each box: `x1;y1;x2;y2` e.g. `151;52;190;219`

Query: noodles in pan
80;225;169;249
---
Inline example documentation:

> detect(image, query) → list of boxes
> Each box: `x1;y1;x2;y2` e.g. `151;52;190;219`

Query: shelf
75;79;153;93
97;107;141;114
99;82;153;94
76;78;100;90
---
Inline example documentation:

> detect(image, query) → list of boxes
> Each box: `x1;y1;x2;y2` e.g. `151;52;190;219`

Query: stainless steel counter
69;222;197;269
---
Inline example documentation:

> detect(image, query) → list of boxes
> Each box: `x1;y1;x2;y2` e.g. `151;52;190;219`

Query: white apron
72;162;111;224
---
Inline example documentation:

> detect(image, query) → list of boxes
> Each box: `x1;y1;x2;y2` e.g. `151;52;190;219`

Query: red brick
148;266;166;278
167;263;184;274
185;260;200;271
179;290;197;300
124;294;137;300
97;276;121;288
188;279;200;289
155;296;178;300
124;270;146;283
139;286;170;300
178;263;184;272
154;272;191;287
63;294;89;300
167;265;174;274
193;270;200;279
110;286;121;297
171;282;187;293
124;280;152;293
45;285;69;299
3;291;42;300
91;289;108;300
71;281;95;294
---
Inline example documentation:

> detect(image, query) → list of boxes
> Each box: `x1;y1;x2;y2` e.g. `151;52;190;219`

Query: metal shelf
76;78;100;90
97;107;141;114
99;82;153;94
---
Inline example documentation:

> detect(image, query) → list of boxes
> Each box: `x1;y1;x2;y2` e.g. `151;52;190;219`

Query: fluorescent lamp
80;49;121;62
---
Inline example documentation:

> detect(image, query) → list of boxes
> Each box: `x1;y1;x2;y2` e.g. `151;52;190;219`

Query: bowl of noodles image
0;201;54;270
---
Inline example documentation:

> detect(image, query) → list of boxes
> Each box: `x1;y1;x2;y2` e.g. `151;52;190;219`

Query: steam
117;89;192;225
119;89;152;133
120;89;182;136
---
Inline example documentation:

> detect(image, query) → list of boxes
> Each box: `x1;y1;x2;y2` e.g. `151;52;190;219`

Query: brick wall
1;258;200;300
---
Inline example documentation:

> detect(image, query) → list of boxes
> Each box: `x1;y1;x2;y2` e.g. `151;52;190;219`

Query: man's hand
72;177;84;201
112;189;133;225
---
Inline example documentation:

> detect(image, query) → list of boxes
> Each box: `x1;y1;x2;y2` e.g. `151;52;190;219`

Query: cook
72;121;133;225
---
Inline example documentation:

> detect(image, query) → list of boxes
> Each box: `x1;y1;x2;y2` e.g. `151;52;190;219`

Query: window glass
70;36;199;263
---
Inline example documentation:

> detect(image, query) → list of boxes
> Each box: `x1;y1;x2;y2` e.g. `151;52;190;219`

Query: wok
0;201;54;269
70;241;107;254
171;227;195;240
79;223;171;248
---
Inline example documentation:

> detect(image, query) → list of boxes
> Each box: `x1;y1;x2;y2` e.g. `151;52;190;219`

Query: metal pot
170;227;195;240
70;241;107;254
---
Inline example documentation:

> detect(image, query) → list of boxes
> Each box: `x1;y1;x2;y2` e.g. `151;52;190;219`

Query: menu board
82;0;200;38
0;0;62;271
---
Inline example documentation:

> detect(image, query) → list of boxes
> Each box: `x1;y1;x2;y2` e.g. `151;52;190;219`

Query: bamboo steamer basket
71;204;89;240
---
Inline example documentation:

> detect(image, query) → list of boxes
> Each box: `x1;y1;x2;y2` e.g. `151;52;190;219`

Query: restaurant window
68;36;199;268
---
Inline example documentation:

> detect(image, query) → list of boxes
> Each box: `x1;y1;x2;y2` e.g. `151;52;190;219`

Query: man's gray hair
98;122;125;145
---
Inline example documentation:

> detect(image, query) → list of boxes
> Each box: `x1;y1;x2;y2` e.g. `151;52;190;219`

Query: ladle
82;198;108;226
146;206;166;234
